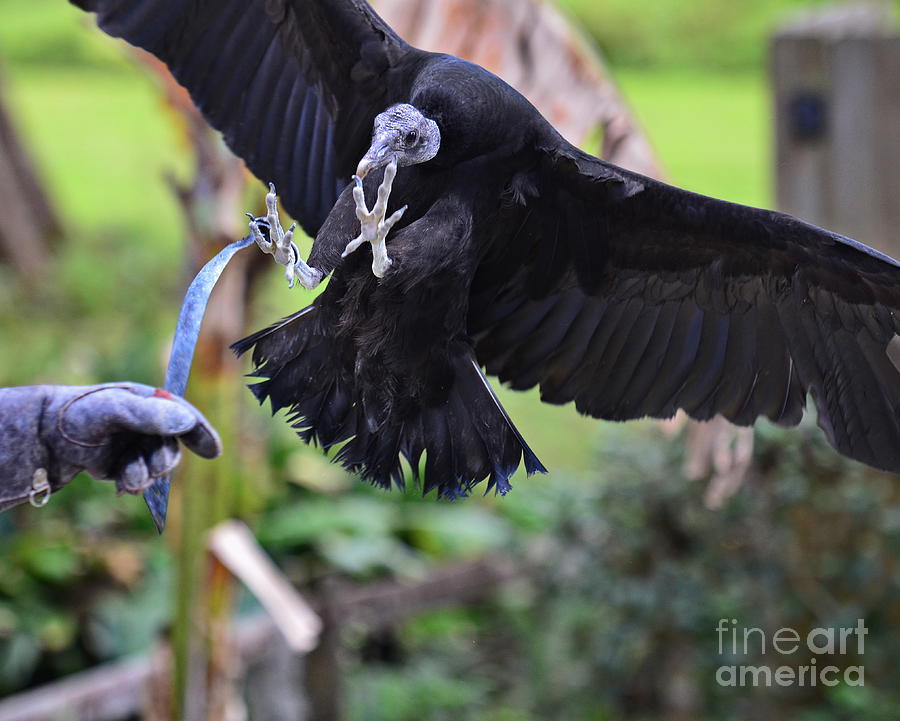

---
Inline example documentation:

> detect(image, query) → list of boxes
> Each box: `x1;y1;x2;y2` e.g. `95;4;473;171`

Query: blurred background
0;1;899;719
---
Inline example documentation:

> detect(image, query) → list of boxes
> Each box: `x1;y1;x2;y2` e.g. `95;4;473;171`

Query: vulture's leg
247;183;323;290
342;160;407;278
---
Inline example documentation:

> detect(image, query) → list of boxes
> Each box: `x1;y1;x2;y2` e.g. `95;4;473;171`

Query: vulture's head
356;104;441;178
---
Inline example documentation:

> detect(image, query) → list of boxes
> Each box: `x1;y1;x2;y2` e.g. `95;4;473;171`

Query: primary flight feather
74;0;900;496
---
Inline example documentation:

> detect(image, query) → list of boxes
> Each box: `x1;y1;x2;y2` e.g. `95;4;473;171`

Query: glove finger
179;418;222;459
116;453;151;495
111;390;221;455
147;438;182;477
100;392;198;437
158;392;222;458
64;386;221;457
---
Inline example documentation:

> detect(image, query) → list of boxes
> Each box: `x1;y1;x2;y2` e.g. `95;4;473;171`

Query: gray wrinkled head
356;104;441;178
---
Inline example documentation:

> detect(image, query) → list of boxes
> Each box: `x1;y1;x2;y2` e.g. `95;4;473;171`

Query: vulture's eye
405;130;419;145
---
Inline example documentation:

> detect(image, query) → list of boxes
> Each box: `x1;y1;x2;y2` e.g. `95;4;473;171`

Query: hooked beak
356;136;392;179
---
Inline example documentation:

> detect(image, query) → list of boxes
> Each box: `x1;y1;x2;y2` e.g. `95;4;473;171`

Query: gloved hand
0;383;221;511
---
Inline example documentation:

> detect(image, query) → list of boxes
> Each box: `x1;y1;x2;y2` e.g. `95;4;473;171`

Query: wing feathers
540;299;608;405
471;136;900;473
76;0;423;235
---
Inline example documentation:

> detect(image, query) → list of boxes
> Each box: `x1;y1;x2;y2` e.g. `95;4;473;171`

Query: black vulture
74;0;900;498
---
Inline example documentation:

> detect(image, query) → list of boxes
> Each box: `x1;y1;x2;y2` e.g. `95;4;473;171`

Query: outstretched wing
469;136;900;474
72;0;427;235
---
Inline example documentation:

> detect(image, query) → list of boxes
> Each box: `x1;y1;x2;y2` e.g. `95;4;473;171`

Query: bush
343;421;900;720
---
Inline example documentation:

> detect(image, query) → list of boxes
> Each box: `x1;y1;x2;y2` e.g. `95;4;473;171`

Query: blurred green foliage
3;0;897;72
562;0;899;69
0;482;169;693
0;1;898;719
343;424;900;720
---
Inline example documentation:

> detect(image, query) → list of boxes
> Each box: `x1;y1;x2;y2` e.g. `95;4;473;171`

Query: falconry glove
0;383;221;511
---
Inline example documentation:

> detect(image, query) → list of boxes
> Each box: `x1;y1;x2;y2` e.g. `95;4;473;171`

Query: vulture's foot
247;183;323;290
342;160;407;278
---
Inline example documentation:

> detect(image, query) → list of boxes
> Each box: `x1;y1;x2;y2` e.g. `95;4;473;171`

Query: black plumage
76;0;900;495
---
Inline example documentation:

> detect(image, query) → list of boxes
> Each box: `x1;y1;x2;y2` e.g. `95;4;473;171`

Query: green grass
0;0;126;68
616;69;771;206
0;66;189;388
559;0;899;69
7;70;188;236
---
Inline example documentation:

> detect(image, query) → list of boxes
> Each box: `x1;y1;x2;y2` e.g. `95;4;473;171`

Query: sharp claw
347;160;404;279
383;205;408;233
342;236;364;258
245;183;323;290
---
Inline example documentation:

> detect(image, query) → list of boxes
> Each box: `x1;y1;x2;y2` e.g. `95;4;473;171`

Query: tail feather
334;418;406;490
234;314;547;497
422;404;458;496
400;415;427;480
231;307;316;370
456;357;548;493
313;380;356;449
447;385;494;482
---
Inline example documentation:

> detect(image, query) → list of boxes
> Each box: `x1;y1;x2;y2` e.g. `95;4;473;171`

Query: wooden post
772;3;900;256
305;580;345;721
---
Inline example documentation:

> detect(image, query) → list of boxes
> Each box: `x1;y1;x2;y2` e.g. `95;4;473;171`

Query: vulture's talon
247;183;323;290
343;160;404;278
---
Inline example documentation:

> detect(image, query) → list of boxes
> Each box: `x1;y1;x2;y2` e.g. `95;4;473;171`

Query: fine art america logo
715;619;866;688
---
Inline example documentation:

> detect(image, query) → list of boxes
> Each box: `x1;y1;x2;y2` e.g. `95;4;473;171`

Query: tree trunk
0;64;60;278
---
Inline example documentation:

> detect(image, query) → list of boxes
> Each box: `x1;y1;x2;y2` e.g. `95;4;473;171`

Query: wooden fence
0;556;521;721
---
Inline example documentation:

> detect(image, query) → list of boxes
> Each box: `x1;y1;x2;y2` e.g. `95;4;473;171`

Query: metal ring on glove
28;468;51;508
